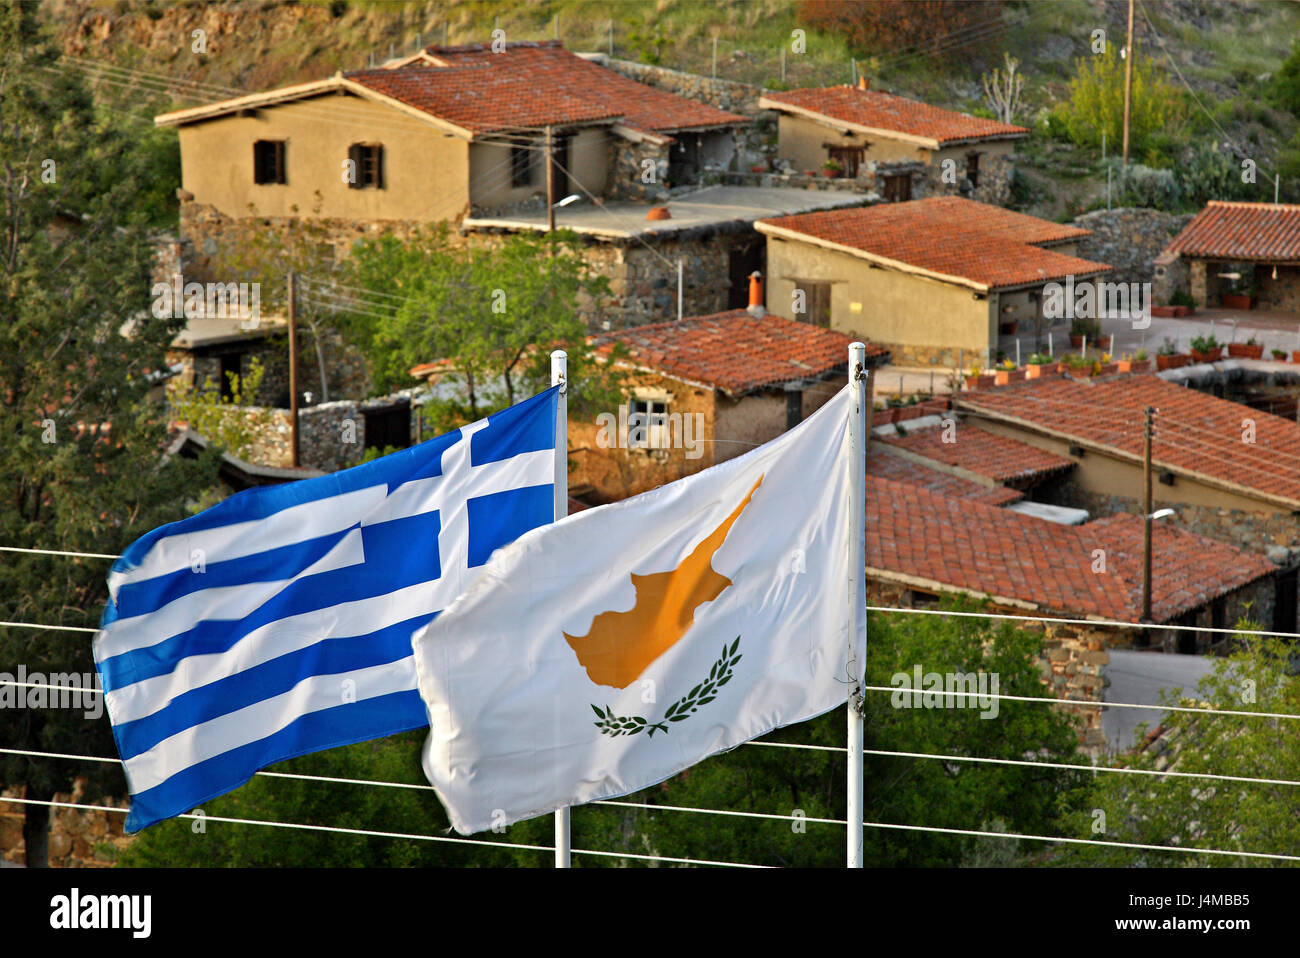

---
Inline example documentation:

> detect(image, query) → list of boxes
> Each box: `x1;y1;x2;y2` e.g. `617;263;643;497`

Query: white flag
411;386;861;834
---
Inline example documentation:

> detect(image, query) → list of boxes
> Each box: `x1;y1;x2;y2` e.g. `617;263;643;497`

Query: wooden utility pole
1122;0;1135;167
288;271;300;468
1140;405;1154;621
545;125;556;232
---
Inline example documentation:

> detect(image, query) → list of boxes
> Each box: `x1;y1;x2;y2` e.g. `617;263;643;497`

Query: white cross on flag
411;386;861;834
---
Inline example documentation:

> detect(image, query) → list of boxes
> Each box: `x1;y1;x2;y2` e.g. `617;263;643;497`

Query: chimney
746;271;766;318
858;75;869;91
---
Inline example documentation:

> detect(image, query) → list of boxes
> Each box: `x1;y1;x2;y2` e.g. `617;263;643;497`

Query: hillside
36;0;1300;219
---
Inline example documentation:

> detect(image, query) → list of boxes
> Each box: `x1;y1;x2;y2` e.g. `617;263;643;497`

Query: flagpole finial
551;349;568;395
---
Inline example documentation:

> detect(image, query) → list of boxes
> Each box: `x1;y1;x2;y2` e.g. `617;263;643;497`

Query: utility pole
545;126;556;232
1122;0;1135;168
1141;405;1154;622
288;272;300;469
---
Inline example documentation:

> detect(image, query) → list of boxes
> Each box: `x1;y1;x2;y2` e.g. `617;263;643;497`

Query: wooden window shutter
348;144;362;189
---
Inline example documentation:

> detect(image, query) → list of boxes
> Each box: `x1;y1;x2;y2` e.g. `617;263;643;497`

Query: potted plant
1272;348;1288;361
1061;353;1093;378
1171;289;1196;317
1069;317;1100;349
1118;348;1150;373
1155;338;1189;371
822;158;844;178
1222;275;1254;311
1190;333;1221;363
994;358;1017;385
1025;353;1056;378
1228;335;1265;359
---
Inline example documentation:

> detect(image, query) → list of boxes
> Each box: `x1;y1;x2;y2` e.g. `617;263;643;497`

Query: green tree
344;226;622;426
0;4;217;866
1059;42;1185;161
1057;624;1300;867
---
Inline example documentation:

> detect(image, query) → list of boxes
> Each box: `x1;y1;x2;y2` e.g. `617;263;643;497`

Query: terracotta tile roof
956;374;1300;508
394;41;748;136
867;451;1023;506
762;85;1028;146
866;476;1275;623
757;197;1111;290
346;65;623;133
1161;201;1300;262
879;420;1076;485
593;309;888;395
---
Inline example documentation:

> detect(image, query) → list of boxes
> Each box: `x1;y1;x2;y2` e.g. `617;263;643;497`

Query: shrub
1112;161;1180;209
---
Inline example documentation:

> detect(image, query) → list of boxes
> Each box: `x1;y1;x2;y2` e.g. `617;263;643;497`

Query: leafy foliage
1058;43;1186;160
0;3;217;864
167;355;276;460
1057;626;1300;866
798;0;1004;61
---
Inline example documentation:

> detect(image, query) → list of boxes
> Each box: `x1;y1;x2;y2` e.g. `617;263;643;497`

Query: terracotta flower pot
1069;334;1084;348
1191;348;1220;363
1025;363;1048;379
1222;293;1253;310
646;206;672;221
1227;343;1265;359
1117;359;1150;373
995;369;1012;385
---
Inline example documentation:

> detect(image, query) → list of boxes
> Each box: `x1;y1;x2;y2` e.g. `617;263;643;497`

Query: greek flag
95;387;559;832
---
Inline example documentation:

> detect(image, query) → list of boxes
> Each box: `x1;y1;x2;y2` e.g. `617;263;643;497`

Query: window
966;151;980;188
882;173;912;203
362;400;411;451
793;281;832;328
348;143;384;189
826;146;864;178
628;399;669;451
253;140;286;185
510;145;535;188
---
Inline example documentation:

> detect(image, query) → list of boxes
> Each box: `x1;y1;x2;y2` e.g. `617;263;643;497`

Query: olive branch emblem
592;637;741;738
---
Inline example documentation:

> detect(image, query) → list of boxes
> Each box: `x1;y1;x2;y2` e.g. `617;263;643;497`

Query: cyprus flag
410;386;861;834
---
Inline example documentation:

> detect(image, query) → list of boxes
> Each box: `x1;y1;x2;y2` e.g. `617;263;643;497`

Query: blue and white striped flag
95;386;559;832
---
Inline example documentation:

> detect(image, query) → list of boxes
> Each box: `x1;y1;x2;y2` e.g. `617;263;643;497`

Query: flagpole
551;349;572;869
847;342;867;868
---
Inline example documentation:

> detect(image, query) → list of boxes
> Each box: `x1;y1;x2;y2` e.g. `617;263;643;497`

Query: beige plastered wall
175;93;470;221
765;235;995;353
776;112;1019;171
967;416;1286;515
468;127;609;207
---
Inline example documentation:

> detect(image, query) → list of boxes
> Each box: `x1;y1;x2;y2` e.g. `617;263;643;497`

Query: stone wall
597;56;764;116
1069;208;1193;288
607;137;671;202
1;779;131;867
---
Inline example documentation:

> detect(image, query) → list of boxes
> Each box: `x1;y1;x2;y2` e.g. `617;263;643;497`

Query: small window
966;151;980;188
882;173;912;203
253;140;286;185
794;281;832;328
628;399;670;451
510;144;534;188
827;146;864;178
348;143;384;189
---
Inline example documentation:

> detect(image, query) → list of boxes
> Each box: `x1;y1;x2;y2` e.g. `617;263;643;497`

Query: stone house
759;80;1028;206
1153;201;1300;311
566;304;890;502
953;371;1300;630
755;197;1112;366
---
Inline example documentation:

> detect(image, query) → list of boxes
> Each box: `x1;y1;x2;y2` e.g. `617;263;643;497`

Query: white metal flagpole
846;343;867;868
551;349;571;868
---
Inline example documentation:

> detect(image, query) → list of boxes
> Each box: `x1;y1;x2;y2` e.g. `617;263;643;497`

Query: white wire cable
0;795;767;868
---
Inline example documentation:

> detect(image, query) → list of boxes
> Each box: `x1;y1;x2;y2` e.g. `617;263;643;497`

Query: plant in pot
1069;317;1101;349
1025;352;1055;378
822;158;844;178
1170;289;1196;316
1119;348;1149;373
1155;338;1187;371
1222;276;1254;310
1228;335;1264;359
1190;333;1221;363
1061;353;1093;377
994;357;1017;385
1272;348;1288;361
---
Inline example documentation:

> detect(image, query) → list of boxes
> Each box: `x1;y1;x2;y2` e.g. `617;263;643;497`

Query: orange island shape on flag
562;475;764;689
